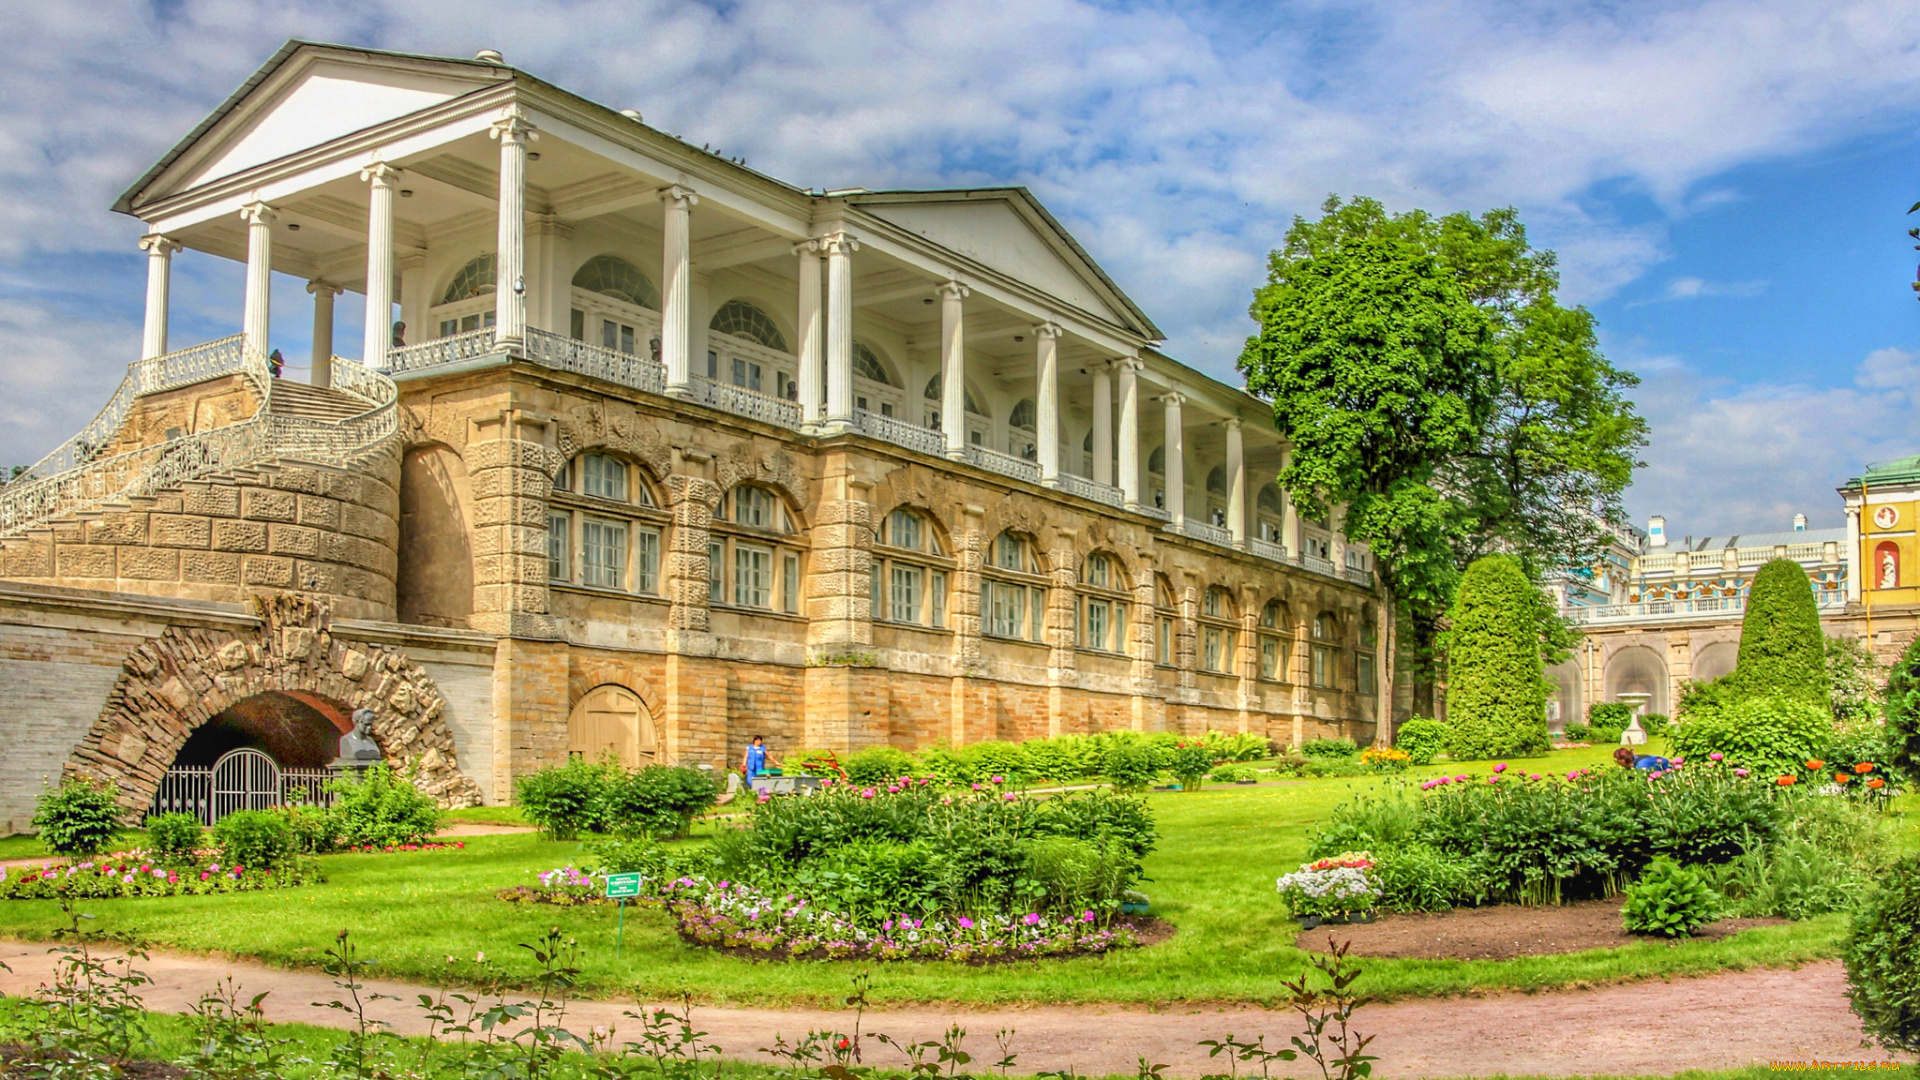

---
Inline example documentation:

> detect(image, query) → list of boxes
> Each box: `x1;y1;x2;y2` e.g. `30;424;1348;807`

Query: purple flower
1022;913;1041;926
958;917;975;929
1081;910;1095;922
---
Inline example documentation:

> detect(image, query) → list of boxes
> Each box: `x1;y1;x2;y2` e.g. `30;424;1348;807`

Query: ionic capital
1114;355;1144;372
360;160;403;187
660;184;699;209
489;107;539;145
307;279;344;297
817;230;860;256
139;233;180;257
1033;322;1064;339
1160;390;1187;407
239;201;278;227
937;280;970;301
792;237;822;257
1223;416;1243;431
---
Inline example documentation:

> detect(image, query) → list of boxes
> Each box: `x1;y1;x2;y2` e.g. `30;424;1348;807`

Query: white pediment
175;57;495;192
861;198;1129;328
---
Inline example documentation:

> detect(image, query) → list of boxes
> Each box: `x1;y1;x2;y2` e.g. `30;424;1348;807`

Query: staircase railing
1;341;396;539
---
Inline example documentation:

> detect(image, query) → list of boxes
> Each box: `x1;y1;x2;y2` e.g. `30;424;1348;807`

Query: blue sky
2;0;1918;536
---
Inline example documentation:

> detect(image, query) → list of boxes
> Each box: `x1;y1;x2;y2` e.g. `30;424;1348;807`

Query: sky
2;0;1919;537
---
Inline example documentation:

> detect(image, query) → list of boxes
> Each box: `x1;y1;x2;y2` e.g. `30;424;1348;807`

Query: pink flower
1493;763;1507;773
1709;752;1724;761
1455;774;1468;782
971;783;983;791
958;917;975;929
1081;910;1095;922
1734;768;1750;778
1528;774;1541;781
199;872;209;881
1487;775;1502;784
1022;913;1041;926
1003;793;1016;801
861;788;877;799
887;785;901;793
991;775;1005;784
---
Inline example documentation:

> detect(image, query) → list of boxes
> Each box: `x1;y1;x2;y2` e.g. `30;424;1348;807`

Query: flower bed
1276;852;1378;925
343;841;467;853
498;865;609;906
0;850;318;899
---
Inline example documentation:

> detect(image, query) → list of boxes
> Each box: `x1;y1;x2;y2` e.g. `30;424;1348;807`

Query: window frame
547;452;667;600
871;508;953;631
980;531;1047;644
1198;586;1238;675
1076;552;1132;655
706;484;808;616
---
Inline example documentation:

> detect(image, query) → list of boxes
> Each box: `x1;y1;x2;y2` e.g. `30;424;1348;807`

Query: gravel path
0;942;1902;1076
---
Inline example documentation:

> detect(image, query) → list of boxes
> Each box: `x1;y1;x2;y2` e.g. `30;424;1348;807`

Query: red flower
1854;762;1874;774
1835;773;1852;785
1867;778;1887;789
836;1038;850;1051
1776;775;1797;786
1806;759;1825;770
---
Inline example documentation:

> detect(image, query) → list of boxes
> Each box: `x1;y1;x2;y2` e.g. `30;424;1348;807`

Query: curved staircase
0;338;399;539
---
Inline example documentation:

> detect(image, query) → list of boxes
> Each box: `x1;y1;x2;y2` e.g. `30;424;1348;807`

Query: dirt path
0;942;1901;1076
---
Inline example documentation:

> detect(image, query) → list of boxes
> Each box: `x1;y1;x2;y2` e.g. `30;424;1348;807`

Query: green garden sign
606;873;644;952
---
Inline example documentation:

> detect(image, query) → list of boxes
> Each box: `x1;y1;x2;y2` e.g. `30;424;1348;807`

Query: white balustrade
1249;538;1289;564
1301;554;1338;577
1136;503;1171;523
1182;520;1234;549
387;329;500;373
1565;589;1849;626
966;445;1042;484
691;375;802;429
1345;567;1374;587
854;409;945;457
1056;473;1124;508
523;328;665;394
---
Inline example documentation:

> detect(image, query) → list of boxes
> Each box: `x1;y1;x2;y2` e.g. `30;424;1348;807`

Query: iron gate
211;748;280;820
149;750;340;824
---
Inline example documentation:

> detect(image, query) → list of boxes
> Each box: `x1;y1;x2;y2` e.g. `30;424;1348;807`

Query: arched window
568;684;656;766
707;485;805;614
1258;599;1291;681
442;254;497;303
548;453;664;596
572;255;661;310
1206;466;1228;495
1154;575;1179;666
1007;398;1039;459
982;532;1046;642
922;374;985;415
852;342;894;386
1311;611;1340;689
709;300;788;352
1148;446;1165;473
1357;614;1378;695
873;507;949;629
1078;552;1130;654
1200;586;1237;674
1010;399;1037;430
1147;445;1167;509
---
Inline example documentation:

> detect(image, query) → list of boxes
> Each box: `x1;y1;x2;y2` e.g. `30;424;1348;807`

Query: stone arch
1604;644;1669;716
66;594;484;817
714;445;811;520
1545;659;1583;732
567;658;667;761
557;444;668;507
397;442;475;628
874;500;956;556
1691;640;1739;684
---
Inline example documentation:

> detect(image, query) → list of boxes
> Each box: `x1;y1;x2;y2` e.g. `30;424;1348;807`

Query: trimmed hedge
1394;717;1448;765
1846;853;1920;1053
1443;555;1552;759
1885;635;1920;782
1731;558;1831;706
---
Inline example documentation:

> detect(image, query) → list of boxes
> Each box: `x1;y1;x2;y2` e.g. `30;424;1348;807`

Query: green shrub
1197;731;1274;762
328;761;446;847
1622;856;1721;937
1209;763;1258;783
1639;713;1670;737
281;803;345;854
1101;742;1156;792
1373;841;1476;912
1884;635;1920;783
917;746;979;786
33;776;123;856
1590;720;1626;745
1300;737;1358;759
1669;694;1831;777
1443;555;1553;759
1846;853;1920;1052
1167;744;1213;789
211;809;297;871
1729;558;1831;705
1394;718;1448;765
1303;756;1369;778
1308;788;1421;860
586;831;703;881
1708;837;1865;921
1267;751;1312;777
606;765;717;838
843;747;918;786
1023;735;1105;781
143;812;203;860
1023;835;1134;916
1676;675;1736;721
1561;721;1591;741
1588;701;1636;729
961;740;1030;781
1828;635;1888;725
514;758;613;839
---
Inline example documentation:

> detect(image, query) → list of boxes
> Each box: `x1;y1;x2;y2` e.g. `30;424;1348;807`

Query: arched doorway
152;689;354;823
1691;641;1739;684
568;685;658;767
1604;645;1670;716
1545;660;1583;733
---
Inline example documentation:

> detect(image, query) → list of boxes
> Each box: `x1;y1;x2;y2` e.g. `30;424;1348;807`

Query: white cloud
1653;276;1769;301
5;0;1920;464
1626;346;1920;535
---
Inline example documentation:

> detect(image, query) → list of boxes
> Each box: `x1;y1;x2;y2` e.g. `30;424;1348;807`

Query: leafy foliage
1393;718;1448;765
1884;634;1920;782
1846;853;1920;1053
142;813;203;860
210;810;297;871
1669;694;1832;777
1828;634;1888;725
1561;721;1591;741
605;765;718;838
1621;856;1721;938
514;758;613;840
326;761;446;847
1168;745;1214;789
1101;743;1156;793
33;776;123;856
1730;559;1831;706
1301;737;1359;759
843;747;917;786
1442;555;1552;759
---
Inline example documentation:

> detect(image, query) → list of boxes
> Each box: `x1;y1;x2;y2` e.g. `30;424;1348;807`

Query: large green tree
1239;197;1644;723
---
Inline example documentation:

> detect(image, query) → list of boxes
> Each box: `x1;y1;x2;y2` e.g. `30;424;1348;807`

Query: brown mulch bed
1295;899;1788;961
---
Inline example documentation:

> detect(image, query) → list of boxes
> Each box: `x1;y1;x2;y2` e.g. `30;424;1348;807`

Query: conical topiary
1443;554;1552;759
1731;558;1830;706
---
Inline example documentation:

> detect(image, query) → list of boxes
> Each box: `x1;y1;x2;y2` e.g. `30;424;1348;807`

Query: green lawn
0;742;1907;1008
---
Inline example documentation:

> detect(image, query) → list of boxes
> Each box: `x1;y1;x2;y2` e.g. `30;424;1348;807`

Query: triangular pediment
124;43;507;212
855;192;1158;338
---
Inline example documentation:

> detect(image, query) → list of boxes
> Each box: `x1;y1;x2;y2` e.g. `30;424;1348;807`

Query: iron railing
690;375;803;428
388;328;500;373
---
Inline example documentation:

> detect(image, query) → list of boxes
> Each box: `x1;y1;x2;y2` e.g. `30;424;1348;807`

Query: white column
940;281;969;458
360;161;400;368
239;201;277;360
1280;448;1301;557
397;253;428;348
795;240;824;429
1117;358;1141;508
307;281;340;387
1162;391;1186;530
489;109;536;344
138;234;179;361
660;184;698;394
1035;323;1062;486
1846;505;1863;603
1331;504;1349;569
1226;417;1246;548
823;230;859;428
1091;363;1113;487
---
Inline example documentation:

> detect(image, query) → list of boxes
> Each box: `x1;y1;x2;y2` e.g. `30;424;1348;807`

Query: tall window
436;254;499;336
1311;610;1339;689
1357;616;1377;695
1257;485;1286;545
981;532;1046;642
548;453;663;598
1258;599;1291;681
1147;445;1167;509
1155;575;1178;666
1078;552;1130;653
709;484;806;614
872;508;949;629
1200;586;1237;674
1008;398;1038;459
